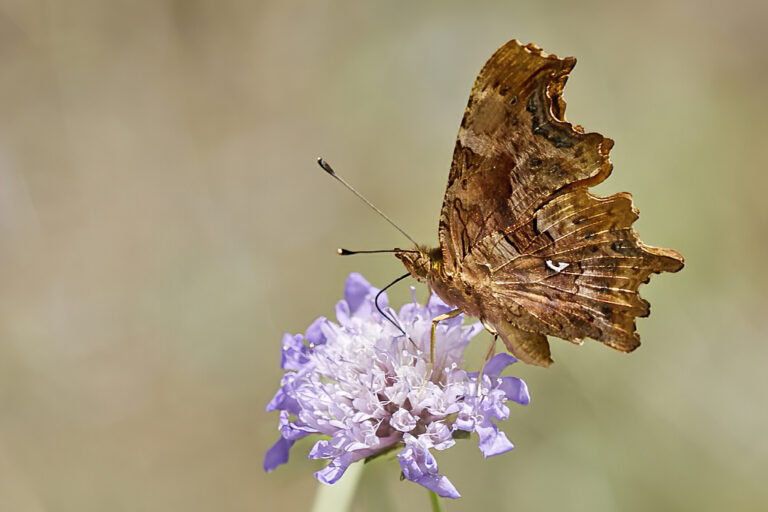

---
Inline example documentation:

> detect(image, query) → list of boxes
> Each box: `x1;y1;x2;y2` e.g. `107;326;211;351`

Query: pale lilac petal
483;390;511;420
280;333;308;370
391;409;418;432
335;299;352;326
345;273;371;310
476;421;514;457
265;377;300;414
410;473;461;499
305;317;328;346
345;272;384;318
398;435;459;498
500;376;530;405
484;353;517;377
463;322;484;340
398;436;433;479
265;386;289;412
426;292;449;311
424;422;455;450
308;438;332;460
281;414;316;441
315;459;350;484
426;298;455;325
453;414;475;432
263;437;294;472
396;302;420;325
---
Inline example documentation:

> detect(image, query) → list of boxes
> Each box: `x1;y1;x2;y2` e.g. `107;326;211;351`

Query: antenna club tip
337;248;351;255
316;157;335;176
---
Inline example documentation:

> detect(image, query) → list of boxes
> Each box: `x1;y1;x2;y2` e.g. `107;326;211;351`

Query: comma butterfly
392;40;684;366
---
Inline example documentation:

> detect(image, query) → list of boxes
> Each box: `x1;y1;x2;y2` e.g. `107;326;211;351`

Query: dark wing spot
527;94;578;148
532;217;542;236
611;240;639;256
549;164;567;178
503;233;519;251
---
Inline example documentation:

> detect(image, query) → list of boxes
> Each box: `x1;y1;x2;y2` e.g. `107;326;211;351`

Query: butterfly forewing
438;40;613;274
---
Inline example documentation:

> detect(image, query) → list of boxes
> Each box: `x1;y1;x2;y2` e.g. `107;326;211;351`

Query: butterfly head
395;246;442;283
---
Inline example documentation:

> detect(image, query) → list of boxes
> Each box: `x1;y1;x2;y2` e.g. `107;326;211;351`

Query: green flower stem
311;462;365;512
429;490;444;512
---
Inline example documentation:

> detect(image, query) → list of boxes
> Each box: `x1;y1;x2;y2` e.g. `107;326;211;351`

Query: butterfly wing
464;189;683;366
437;40;684;366
439;40;613;273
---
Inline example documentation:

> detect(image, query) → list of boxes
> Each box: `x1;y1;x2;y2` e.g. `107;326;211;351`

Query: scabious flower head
264;273;530;498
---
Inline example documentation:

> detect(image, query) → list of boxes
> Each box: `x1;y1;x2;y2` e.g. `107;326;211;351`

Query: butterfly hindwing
464;189;683;365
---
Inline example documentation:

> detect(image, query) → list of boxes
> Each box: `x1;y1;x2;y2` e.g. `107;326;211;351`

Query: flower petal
391;409;418;432
265;378;300;414
483;353;517;378
426;292;449;311
410;473;461;499
475;421;514;457
500;376;530;405
263;437;294;472
315;458;351;484
424;422;455;450
345;273;377;315
281;333;308;370
462;322;484;343
335;299;351;326
305;317;328;347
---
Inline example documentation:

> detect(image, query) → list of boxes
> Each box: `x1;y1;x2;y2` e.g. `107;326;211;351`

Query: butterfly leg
430;309;461;363
476;334;498;396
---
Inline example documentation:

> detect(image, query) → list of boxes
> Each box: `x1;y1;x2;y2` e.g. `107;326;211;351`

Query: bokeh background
1;1;767;510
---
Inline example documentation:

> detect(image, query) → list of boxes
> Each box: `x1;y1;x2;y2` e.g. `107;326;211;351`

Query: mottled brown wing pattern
465;189;683;364
439;40;613;274
434;40;684;366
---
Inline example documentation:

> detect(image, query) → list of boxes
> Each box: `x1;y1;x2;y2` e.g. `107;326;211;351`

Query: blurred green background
1;0;766;510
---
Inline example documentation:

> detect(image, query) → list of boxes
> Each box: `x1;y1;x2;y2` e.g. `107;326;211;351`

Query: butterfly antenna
337;248;419;256
317;157;420;247
375;272;411;337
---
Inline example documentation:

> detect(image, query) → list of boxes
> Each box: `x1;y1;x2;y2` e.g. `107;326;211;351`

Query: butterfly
391;40;684;367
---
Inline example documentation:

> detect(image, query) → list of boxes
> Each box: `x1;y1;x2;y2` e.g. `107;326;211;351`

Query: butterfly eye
545;260;569;272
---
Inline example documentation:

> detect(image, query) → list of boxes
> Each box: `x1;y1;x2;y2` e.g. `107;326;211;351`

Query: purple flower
264;273;530;498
